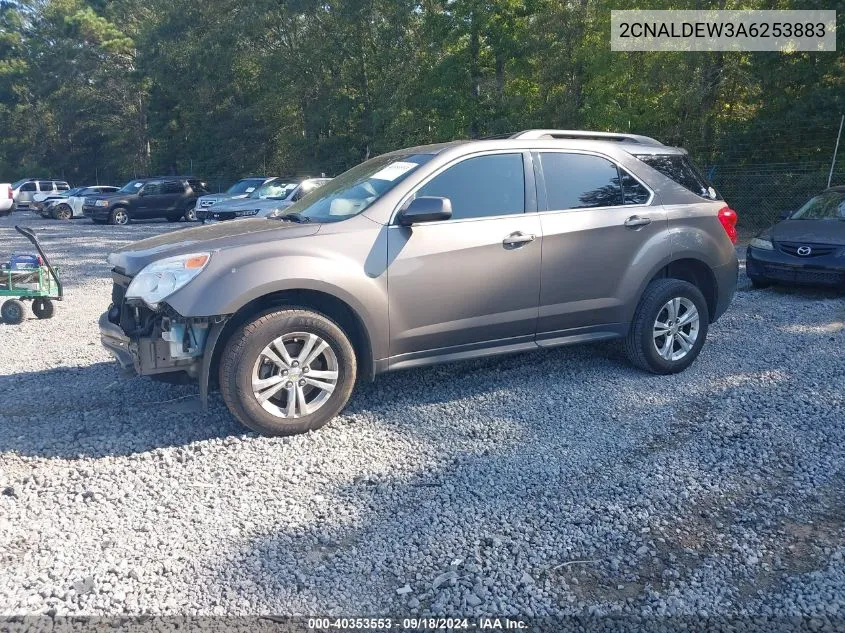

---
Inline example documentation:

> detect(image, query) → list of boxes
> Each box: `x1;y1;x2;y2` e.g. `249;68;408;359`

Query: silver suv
12;179;70;208
100;130;739;436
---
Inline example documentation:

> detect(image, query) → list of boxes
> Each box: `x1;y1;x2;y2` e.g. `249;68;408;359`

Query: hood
199;192;249;203
770;219;845;246
108;219;321;276
210;197;289;212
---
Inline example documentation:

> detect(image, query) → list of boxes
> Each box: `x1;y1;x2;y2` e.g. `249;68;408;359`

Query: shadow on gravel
0;362;241;458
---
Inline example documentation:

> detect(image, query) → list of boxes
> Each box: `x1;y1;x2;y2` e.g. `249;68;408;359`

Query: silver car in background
197;177;331;222
195;177;273;212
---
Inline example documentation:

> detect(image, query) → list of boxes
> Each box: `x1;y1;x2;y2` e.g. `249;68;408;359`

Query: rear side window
163;180;184;194
37;181;54;192
636;154;720;200
187;179;208;194
620;170;650;205
539;153;623;210
57;182;70;191
417;153;525;220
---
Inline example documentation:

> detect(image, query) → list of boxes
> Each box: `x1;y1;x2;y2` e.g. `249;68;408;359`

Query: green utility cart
0;226;63;324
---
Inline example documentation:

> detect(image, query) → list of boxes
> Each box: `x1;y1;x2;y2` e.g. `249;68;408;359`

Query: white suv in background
12;179;70;208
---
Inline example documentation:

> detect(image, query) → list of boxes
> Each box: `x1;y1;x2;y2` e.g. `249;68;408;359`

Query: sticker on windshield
371;161;418;181
133;182;142;188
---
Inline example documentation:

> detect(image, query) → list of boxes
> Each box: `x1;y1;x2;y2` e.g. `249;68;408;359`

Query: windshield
118;180;145;194
271;153;433;222
227;178;266;195
790;192;845;220
248;179;298;200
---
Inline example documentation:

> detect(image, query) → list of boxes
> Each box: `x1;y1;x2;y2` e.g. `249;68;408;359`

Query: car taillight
6;186;11;199
718;206;738;244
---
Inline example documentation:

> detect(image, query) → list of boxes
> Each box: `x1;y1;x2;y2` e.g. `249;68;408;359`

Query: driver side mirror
397;196;452;226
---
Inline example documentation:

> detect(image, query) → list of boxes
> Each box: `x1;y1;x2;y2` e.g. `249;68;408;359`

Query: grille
763;266;844;286
778;241;839;258
199;198;218;208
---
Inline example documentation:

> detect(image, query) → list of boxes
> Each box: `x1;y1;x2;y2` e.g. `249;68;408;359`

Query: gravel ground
0;212;844;620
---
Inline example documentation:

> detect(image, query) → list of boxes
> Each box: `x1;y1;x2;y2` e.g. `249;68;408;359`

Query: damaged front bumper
99;270;229;403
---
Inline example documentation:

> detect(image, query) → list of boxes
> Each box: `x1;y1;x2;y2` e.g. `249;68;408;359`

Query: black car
747;186;845;289
82;177;208;225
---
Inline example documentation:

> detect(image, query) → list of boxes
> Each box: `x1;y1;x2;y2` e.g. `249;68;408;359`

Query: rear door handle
624;215;652;228
503;231;536;247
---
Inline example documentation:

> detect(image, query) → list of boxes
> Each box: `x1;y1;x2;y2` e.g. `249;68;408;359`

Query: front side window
416;153;525;220
20;182;36;192
270;153;433;222
141;181;162;195
540;153;623;210
790;192;845;220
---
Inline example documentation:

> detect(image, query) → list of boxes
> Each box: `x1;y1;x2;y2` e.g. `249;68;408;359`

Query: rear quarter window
636;154;721;200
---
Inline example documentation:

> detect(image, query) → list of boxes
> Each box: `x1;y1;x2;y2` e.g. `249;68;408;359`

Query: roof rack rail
510;129;663;146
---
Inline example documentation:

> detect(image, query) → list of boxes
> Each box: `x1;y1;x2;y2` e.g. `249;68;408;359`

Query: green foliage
0;0;842;201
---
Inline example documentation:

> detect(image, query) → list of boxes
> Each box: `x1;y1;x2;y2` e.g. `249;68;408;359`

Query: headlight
126;252;210;308
233;208;261;217
749;237;774;251
95;199;110;207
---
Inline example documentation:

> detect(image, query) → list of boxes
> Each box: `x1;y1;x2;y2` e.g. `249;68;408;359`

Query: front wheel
109;208;129;225
53;204;73;220
219;308;357;436
623;279;709;375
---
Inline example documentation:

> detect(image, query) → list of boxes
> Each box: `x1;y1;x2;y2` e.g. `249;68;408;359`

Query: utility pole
829;115;844;189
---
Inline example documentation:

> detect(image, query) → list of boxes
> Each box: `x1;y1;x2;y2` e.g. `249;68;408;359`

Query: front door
533;151;670;338
387;152;542;363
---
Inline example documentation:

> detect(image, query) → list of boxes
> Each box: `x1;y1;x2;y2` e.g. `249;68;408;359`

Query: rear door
387;151;542;362
161;180;188;215
534;150;669;339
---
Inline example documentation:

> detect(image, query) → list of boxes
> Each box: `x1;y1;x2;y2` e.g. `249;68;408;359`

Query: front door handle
624;215;652;228
503;231;536;247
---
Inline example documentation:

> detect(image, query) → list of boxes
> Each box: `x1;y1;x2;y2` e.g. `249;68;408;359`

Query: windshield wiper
276;212;311;223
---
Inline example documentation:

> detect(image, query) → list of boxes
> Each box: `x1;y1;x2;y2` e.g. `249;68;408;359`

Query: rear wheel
53;204;72;220
109;207;129;225
183;206;197;222
32;298;55;319
219;308;357;436
1;299;25;325
624;279;709;375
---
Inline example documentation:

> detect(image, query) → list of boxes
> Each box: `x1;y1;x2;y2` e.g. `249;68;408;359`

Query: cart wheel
32;298;55;319
1;299;25;325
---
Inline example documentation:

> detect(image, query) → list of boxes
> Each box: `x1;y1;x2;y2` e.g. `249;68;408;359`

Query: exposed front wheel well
207;290;373;392
649;259;718;322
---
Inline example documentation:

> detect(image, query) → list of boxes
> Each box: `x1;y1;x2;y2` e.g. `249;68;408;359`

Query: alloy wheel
652;297;700;362
113;209;129;225
251;332;339;419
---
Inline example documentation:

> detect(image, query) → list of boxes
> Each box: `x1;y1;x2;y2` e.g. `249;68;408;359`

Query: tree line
0;0;842;191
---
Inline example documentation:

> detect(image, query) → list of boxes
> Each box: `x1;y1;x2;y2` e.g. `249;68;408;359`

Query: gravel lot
1;213;844;620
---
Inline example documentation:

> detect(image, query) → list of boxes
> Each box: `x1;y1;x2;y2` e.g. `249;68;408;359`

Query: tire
623;279;710;375
109;207;129;225
749;276;771;289
183;206;197;222
1;299;25;325
53;204;72;220
32;298;55;319
219;308;357;436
